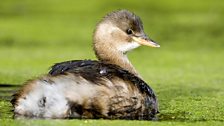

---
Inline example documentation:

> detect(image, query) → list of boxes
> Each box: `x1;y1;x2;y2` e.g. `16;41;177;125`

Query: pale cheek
111;29;129;41
117;42;140;53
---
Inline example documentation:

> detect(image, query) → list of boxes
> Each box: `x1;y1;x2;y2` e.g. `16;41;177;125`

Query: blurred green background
0;0;224;125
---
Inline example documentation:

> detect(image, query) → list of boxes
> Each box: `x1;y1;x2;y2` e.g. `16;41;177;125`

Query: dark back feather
49;60;155;97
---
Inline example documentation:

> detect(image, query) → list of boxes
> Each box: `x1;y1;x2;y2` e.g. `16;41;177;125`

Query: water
0;84;20;119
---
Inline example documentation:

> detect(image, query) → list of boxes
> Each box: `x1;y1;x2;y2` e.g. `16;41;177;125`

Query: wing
49;60;159;117
49;60;157;100
49;60;97;76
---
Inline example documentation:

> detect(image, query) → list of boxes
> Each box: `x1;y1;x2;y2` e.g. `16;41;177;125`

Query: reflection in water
0;84;20;101
0;84;20;119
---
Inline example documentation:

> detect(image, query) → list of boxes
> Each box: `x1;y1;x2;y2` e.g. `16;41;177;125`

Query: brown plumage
11;10;160;120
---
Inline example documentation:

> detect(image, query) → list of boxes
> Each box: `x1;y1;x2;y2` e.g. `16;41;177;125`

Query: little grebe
11;10;160;120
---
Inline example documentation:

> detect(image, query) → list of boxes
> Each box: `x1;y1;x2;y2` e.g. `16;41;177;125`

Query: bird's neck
93;22;140;77
94;47;139;77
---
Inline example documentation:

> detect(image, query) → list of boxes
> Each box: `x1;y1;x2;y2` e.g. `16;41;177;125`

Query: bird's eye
126;29;133;35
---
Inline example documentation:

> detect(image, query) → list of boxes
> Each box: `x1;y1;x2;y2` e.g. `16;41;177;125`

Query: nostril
142;37;149;41
141;34;149;40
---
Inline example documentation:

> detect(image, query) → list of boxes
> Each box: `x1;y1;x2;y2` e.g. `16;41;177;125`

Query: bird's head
93;10;160;55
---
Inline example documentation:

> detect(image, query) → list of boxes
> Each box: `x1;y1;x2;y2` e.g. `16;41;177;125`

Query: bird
11;10;160;120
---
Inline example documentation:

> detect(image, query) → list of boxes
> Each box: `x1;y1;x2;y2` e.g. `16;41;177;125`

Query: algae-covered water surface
0;0;224;125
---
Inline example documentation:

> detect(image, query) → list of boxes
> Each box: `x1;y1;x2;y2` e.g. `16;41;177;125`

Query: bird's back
50;60;159;119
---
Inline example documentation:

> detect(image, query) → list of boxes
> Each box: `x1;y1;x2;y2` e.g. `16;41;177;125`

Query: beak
132;35;160;48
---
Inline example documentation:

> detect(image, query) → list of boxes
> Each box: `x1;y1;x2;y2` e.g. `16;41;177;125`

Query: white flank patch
15;80;69;118
15;74;97;118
